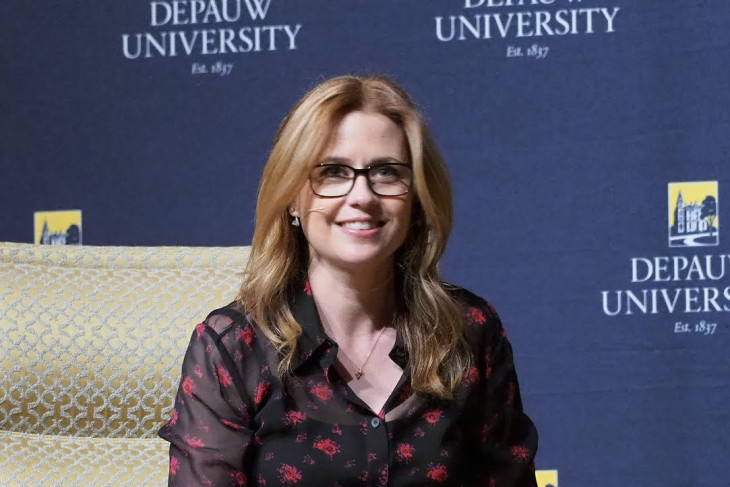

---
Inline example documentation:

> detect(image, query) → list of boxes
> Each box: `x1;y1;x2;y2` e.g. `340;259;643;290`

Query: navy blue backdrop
2;1;729;485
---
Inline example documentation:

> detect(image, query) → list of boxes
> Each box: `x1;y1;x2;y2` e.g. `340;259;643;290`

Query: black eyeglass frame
309;162;413;198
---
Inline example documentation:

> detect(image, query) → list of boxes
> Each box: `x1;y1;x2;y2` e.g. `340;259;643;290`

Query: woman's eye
373;165;399;178
320;166;349;178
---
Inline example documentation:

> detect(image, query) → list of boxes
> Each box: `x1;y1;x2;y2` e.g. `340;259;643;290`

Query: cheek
394;197;413;223
391;201;413;238
299;202;339;241
294;189;313;215
294;186;329;222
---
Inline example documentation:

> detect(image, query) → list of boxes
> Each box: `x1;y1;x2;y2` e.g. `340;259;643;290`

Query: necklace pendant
351;326;386;381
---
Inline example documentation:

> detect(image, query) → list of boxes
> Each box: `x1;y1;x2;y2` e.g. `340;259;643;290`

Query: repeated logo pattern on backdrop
4;1;730;485
433;0;622;60
121;0;302;77
601;181;725;335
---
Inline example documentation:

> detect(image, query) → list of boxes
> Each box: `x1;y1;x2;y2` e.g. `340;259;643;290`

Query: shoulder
443;283;506;347
203;301;249;336
444;283;501;323
182;302;275;411
187;301;266;361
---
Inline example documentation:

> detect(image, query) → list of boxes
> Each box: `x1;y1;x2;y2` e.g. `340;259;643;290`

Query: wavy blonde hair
238;75;470;399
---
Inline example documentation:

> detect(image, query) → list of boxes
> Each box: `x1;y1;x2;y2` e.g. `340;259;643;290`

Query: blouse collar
289;280;409;374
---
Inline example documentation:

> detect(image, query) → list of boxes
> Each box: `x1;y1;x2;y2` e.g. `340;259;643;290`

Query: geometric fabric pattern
0;431;168;486
0;242;249;485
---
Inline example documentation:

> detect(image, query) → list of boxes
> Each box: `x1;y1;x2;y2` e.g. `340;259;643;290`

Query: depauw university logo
34;210;82;245
668;181;719;248
536;469;558;487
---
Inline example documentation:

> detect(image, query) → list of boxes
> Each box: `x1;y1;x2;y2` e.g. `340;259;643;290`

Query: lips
340;221;376;230
336;219;386;230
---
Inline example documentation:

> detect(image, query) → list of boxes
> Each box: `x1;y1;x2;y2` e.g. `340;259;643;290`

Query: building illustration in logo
34;210;83;245
38;220;81;245
668;182;718;247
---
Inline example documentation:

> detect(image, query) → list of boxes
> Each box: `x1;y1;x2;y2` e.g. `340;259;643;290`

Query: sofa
0;242;249;486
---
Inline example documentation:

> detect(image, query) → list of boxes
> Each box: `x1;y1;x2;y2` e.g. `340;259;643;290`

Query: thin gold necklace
354;327;387;380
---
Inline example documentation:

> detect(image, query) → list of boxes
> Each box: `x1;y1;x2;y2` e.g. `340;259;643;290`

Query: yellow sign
668;181;719;247
536;469;558;487
34;210;82;245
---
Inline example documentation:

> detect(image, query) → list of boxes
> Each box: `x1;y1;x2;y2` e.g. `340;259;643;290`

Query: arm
159;322;253;487
467;303;539;486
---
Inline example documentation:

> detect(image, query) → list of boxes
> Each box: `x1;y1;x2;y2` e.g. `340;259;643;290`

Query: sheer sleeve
159;322;254;487
466;302;539;486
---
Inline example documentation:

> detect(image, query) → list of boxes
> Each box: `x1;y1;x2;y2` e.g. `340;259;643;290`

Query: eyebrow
318;156;408;166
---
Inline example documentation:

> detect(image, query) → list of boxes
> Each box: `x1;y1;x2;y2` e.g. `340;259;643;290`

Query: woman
159;75;538;486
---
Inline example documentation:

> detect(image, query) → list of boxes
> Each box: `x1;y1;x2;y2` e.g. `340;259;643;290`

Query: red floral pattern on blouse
217;364;233;388
159;284;538;486
313;437;341;459
181;376;195;396
422;408;444;425
278;464;302;484
169;456;179;476
255;381;270;405
427;463;449;483
230;471;247;486
237;325;255;346
284;410;307;426
467;307;487;325
396;443;415;463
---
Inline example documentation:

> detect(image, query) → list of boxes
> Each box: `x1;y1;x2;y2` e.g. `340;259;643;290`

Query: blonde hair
239;75;470;399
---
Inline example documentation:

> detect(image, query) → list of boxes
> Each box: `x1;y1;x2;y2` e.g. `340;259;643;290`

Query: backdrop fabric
2;1;729;485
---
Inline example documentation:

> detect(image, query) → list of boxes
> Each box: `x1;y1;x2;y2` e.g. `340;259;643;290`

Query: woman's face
293;110;413;274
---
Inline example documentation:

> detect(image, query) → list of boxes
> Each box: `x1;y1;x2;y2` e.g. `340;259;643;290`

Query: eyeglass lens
310;163;412;197
309;163;412;197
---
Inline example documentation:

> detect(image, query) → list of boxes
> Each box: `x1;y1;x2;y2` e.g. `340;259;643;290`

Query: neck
307;259;397;340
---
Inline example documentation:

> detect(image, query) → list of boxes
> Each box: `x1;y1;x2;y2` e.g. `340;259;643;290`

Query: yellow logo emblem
34;210;82;245
668;181;719;247
536;469;558;487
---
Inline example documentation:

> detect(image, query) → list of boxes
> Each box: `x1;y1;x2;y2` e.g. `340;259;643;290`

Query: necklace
354;327;387;380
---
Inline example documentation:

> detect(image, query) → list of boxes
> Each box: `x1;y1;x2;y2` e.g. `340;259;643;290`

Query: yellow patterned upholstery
0;242;249;486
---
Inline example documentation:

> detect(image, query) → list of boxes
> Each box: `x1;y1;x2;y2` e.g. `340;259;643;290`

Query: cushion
0;242;249;485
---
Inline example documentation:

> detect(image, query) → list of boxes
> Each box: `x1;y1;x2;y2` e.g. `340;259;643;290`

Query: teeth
342;221;375;230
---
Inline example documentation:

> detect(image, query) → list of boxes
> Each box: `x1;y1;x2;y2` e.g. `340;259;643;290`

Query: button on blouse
159;282;538;486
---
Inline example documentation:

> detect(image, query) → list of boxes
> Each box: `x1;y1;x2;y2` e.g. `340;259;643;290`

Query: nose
346;172;378;205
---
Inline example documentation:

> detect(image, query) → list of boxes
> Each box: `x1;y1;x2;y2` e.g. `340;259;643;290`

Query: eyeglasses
309;162;412;198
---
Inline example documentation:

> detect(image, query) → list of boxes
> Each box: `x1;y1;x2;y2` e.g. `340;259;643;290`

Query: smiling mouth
338;221;385;230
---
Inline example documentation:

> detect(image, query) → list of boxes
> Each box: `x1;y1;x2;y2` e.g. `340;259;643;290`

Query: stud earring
289;207;300;227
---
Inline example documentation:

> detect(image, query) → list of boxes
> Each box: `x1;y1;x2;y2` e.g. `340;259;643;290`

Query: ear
289;206;300;218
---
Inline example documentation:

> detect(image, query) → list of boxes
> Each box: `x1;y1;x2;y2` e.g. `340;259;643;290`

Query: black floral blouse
159;282;538;486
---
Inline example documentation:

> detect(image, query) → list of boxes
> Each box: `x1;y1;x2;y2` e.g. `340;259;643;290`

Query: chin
338;254;389;268
330;249;396;270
